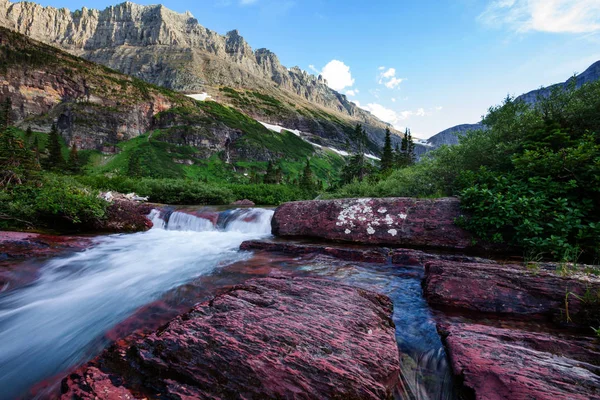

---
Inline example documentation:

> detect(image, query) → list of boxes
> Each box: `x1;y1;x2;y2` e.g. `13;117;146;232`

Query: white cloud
384;77;403;89
378;66;386;70
381;68;396;78
416;108;426;117
345;89;359;96
391;98;396;102
308;64;320;74
240;0;258;5
435;106;443;111
378;67;404;89
358;104;436;129
312;60;355;91
479;0;600;34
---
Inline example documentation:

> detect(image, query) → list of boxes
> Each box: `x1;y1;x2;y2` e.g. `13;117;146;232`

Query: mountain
0;26;350;181
426;123;484;148
516;61;600;105
424;60;600;152
0;0;409;153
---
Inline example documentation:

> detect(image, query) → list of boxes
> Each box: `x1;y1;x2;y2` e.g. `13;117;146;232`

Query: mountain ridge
0;0;409;152
425;60;600;151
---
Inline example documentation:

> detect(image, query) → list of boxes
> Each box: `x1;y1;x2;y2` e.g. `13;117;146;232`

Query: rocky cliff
0;0;405;151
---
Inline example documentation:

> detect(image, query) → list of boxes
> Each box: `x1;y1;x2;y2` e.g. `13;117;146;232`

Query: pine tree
0;126;38;187
300;158;314;192
32;135;40;164
25;127;33;147
127;150;142;177
68;142;80;173
45;124;65;171
380;128;394;172
406;129;415;165
0;98;12;129
264;160;276;184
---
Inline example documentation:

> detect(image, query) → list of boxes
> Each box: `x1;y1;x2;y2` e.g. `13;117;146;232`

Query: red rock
92;200;153;233
240;240;389;263
424;261;600;325
391;248;495;266
0;231;92;260
231;199;256;206
439;321;600;400
61;277;400;400
272;198;474;250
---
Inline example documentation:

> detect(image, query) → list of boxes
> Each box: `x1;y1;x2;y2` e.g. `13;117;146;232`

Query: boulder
272;198;474;250
91;200;153;233
424;261;600;325
0;231;91;260
61;277;401;399
439;321;600;400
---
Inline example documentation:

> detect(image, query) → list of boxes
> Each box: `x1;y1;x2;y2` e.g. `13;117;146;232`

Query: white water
0;208;273;399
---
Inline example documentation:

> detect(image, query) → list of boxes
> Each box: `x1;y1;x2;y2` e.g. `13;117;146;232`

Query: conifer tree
380;128;394;172
0;98;12;129
25;127;33;147
300;158;314;192
68;142;80;173
264;160;276;184
45;124;65;171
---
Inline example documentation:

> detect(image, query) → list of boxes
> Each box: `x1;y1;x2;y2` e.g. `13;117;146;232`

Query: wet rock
61;277;400;399
272;198;474;251
0;231;92;260
240;240;389;263
424;261;600;325
391;248;495;266
231;199;256;206
92;200;153;233
439;321;600;400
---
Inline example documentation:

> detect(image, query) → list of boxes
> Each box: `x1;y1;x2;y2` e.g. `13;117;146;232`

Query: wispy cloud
378;67;404;89
240;0;259;5
479;0;600;34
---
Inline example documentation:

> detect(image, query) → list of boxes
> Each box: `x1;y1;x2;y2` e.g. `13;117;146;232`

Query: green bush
0;174;107;230
78;176;234;205
226;184;308;205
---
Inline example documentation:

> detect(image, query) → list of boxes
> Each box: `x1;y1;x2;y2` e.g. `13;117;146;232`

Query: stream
0;207;454;400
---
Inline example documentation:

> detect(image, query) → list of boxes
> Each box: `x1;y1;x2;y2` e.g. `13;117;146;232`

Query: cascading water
0;208;274;400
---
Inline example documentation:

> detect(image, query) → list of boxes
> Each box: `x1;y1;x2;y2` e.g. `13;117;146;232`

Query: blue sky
31;0;600;138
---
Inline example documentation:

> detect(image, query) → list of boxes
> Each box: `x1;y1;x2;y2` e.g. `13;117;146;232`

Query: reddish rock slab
391;248;495;266
424;261;600;325
240;240;389;263
272;198;474;250
439;321;600;400
0;231;92;260
92;200;153;233
61;277;400;400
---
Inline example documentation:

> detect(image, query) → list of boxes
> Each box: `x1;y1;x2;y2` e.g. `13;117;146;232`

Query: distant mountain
516;61;600;105
425;60;600;152
426;123;484;148
0;0;410;153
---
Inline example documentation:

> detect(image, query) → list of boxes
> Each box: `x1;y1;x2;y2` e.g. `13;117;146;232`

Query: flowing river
0;208;453;400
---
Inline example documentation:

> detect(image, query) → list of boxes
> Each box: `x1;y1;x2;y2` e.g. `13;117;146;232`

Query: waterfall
0;208;274;399
150;208;274;235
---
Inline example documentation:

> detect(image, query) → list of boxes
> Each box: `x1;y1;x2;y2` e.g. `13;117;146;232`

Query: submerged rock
231;199;256;206
439;321;600;400
61;277;400;399
424;260;600;326
272;198;474;251
0;231;92;260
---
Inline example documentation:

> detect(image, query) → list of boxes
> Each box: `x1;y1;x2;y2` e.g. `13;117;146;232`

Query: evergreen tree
275;166;283;185
25;127;33;147
380;128;394;172
406;129;415;165
264;160;276;184
0;127;37;187
127;150;142;177
0;98;12;129
68;142;80;173
45;124;65;171
32;135;40;164
299;158;314;192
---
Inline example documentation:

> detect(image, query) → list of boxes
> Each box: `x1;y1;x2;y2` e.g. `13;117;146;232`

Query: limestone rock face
272;197;474;250
61;277;401;399
0;0;405;151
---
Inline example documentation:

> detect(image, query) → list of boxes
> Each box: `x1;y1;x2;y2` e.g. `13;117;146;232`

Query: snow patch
187;93;211;101
258;121;302;137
